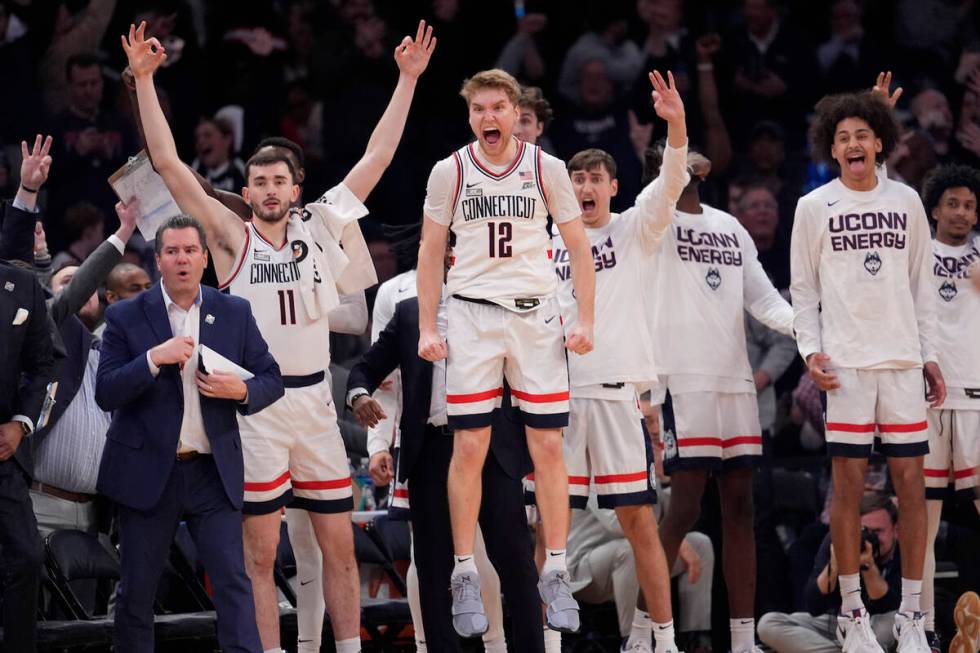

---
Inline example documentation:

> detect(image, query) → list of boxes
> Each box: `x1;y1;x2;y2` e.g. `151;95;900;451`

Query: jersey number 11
278;289;297;325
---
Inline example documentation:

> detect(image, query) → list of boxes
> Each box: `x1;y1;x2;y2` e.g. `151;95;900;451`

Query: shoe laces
897;614;928;651
845;614;879;650
452;575;480;604
545;571;573;598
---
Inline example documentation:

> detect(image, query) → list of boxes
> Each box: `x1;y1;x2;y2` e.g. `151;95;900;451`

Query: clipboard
108;150;182;241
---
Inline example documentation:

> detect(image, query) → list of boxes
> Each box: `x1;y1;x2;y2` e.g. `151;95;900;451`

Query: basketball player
553;70;688;653
123;20;435;653
917;164;980;651
791;91;945;653
416;68;595;636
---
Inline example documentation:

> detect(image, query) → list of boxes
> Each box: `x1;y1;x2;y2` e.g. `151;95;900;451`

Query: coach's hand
0;422;24;461
369;451;394;487
419;329;448;362
352;395;387;429
924;361;946;409
806;352;839;391
565;323;593;355
150;336;195;367
196;370;247;402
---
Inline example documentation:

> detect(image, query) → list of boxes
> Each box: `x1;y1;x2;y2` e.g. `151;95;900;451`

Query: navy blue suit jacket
96;283;283;511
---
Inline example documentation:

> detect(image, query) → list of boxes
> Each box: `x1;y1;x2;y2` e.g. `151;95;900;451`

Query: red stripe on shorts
446;387;503;404
877;421;928;433
723;435;763;448
510;389;570;403
292;477;352;490
923;468;949;477
678;437;722;447
244;470;291;492
825;422;876;433
594;471;648;484
393;488;409;498
568;476;590;485
954;467;977;479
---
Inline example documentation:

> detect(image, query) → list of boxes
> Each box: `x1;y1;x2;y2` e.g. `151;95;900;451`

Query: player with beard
123;20;435;653
791;91;945;653
917;164;980;652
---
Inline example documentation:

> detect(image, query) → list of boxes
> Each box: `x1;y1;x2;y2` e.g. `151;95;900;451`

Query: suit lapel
197;287;215;353
143;282;173;343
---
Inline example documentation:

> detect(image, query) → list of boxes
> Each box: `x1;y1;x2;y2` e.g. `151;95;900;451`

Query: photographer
759;493;901;653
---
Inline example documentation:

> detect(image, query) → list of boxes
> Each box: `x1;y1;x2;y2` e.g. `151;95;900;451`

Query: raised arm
695;35;732;176
343;20;436;202
122;22;245;274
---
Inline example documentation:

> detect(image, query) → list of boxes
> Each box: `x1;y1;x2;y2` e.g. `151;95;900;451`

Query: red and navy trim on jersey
465;139;526;181
218;226;251;290
534;145;550;211
251;222;289;251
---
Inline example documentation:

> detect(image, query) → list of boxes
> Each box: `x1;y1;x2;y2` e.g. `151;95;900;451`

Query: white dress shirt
146;283;210;454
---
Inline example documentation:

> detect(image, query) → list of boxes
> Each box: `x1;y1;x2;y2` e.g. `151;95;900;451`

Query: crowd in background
3;0;980;650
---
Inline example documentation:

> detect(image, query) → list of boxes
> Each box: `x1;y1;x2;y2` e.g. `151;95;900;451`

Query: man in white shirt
790;91;946;653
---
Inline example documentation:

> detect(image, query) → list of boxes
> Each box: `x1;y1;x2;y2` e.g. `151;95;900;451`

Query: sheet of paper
199;345;254;381
108;150;182;241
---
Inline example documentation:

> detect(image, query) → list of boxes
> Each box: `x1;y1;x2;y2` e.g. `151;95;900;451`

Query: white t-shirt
650;204;794;394
554;141;689;398
931;236;980;408
423;138;580;307
790;176;937;369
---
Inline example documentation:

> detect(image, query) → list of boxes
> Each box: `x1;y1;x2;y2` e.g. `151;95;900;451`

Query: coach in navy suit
96;215;283;653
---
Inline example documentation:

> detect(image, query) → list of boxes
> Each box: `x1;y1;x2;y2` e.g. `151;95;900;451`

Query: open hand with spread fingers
121;21;167;79
872;71;903;109
20;134;53;191
649;70;685;125
395;19;436;79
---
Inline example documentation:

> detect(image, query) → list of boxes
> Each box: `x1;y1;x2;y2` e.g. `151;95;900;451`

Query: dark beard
251;201;290;223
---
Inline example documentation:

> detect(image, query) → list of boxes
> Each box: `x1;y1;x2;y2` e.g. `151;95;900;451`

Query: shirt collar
160;282;202;311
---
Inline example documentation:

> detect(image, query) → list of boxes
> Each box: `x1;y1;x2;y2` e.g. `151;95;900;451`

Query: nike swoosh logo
466;182;480;188
545;315;556;324
397;286;410;293
457;556;472;563
548;551;563;556
300;579;316;586
827;199;840;206
298;639;313;643
656;625;671;630
739;619;753;625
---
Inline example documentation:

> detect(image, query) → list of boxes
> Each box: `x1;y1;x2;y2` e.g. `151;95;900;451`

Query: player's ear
610;179;619;197
242;186;250;203
290;184;300;202
874;137;882;154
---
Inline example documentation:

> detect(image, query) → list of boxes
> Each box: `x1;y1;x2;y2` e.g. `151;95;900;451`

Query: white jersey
791;177;937;369
931;236;980;407
650;204;794;393
424;138;580;307
554;141;689;397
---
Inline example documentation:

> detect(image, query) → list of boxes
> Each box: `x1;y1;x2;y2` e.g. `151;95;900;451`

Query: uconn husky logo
705;267;721;290
939;280;957;302
864;251;882;276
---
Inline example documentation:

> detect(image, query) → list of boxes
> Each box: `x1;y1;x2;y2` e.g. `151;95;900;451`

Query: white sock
297;641;318;653
483;635;507;653
839;572;864;613
335;637;361;653
901;578;922;613
543;625;562;653
652;619;676;653
627;609;651;647
730;617;755;652
542;548;567;573
453;553;478;576
263;649;284;653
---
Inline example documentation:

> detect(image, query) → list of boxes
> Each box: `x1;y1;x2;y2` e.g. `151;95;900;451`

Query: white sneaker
894;612;931;653
837;609;886;653
621;638;653;652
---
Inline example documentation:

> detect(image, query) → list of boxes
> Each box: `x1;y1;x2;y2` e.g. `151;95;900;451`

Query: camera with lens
859;526;881;570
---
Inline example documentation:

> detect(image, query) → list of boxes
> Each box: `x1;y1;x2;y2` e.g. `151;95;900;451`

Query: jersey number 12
278;289;297;325
487;221;513;258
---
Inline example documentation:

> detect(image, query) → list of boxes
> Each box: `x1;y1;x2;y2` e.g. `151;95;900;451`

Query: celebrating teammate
791;91;944;653
416;67;595;636
123;20;435;653
918;164;980;651
552;70;688;653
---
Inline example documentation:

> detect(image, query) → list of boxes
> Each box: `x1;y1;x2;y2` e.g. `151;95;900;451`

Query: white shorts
661;391;763;472
240;376;353;514
388;446;411;520
562;396;656;509
824;368;928;458
446;296;568;429
925;409;980;499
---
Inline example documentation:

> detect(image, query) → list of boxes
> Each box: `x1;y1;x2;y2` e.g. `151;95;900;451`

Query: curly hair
808;91;900;166
921;163;980;216
519;86;554;128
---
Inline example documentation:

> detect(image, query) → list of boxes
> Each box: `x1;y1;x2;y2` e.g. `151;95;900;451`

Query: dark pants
408;430;543;653
0;460;42;653
114;455;260;653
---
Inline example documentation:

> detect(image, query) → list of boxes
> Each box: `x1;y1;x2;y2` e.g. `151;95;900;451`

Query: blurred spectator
495;10;548;84
0;0;41;141
910;87;956;162
732;179;790;289
734;120;805;227
789;373;825;454
50;202;106;271
0;148;12;198
280;78;324;175
552;59;641;208
957;67;980;165
558;3;644;103
887;129;939;192
726;0;812;146
759;494;901;653
45;53;135;250
815;0;884;96
38;0;118;116
49;264;102;330
745;310;796;438
894;0;980;85
94;261;152;337
191;116;245;193
514;85;555;151
367;238;396;286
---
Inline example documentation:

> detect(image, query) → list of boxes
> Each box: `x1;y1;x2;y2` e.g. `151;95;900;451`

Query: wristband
20;184;39;194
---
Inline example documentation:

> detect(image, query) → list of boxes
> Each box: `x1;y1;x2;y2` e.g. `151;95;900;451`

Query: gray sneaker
450;571;489;638
538;569;580;633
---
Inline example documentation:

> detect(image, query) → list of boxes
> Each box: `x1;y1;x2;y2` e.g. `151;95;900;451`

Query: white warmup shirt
791;176;937;369
651;203;794;394
423;138;580;306
554;141;689;399
931;235;980;408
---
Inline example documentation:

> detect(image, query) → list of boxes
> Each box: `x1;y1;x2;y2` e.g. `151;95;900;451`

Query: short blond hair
460;69;521;106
